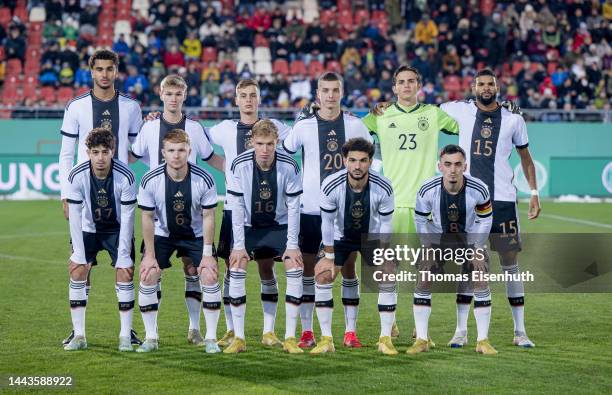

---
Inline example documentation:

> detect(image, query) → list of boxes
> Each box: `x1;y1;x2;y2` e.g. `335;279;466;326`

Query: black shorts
82;231;135;267
217;209;233;260
317;239;375;267
299;214;322;254
489;201;522;252
144;236;204;270
245;224;287;261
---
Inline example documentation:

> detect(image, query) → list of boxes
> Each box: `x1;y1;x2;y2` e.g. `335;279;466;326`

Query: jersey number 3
399;133;417;150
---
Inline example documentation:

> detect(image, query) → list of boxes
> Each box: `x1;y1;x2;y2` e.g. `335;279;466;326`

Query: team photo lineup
1;0;611;392
58;47;540;357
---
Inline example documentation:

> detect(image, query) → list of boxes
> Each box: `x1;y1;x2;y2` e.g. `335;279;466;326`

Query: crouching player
64;128;137;351
314;138;397;354
226;119;304;354
136;129;221;353
411;144;496;355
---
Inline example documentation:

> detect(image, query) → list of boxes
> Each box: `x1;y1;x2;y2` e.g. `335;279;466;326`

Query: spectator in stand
124;65;149;93
185;86;202;107
112;33;130;57
4;25;26;64
74;61;92;88
414;14;438;46
442;45;461;76
39;60;59;87
164;43;186;69
59;62;74;86
181;30;202;61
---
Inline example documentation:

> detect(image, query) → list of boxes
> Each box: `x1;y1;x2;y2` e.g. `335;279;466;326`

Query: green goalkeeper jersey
363;102;459;208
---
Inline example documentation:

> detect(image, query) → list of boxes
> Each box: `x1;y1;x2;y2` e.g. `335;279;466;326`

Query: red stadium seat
219;59;236;72
371;10;387;23
4;75;19;89
76;86;90;96
13;6;27;21
0;8;11;28
28;34;42;45
272;59;289;77
40;87;56;105
480;0;495;16
57;87;75;106
289;60;306;76
2;86;19;106
511;62;524;76
354;9;369;25
443;76;462;100
6;59;22;76
30;22;43;33
319;9;335;25
24;61;40;76
325;60;342;73
201;47;218;63
461;76;473;91
0;46;4;61
338;10;353;30
337;0;350;11
308;60;324;79
23;77;37;101
547;61;558;75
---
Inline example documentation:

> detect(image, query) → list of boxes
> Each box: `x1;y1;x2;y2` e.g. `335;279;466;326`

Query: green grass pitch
1;201;611;393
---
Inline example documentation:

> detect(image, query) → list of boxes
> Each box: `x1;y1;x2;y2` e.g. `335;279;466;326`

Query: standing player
136;130;220;353
283;72;373;348
411;144;496;355
131;74;224;346
440;69;540;348
314;138;397;355
207;79;291;348
225;119;303;354
362;65;459;339
59;49;143;346
64;128;136;351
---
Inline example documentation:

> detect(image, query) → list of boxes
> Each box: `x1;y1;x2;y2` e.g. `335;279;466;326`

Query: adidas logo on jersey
175;191;184;198
99;188;107;194
484;117;492;124
449;203;457;209
329;130;336;136
102;110;111;116
388;123;397;128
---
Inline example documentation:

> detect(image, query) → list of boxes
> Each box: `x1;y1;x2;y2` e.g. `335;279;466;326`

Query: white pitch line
0;231;66;240
0;253;64;264
540;213;612;230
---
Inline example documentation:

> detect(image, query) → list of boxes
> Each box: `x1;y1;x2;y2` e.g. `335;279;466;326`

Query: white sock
201;283;221;341
260;277;278;334
342;277;359;333
284;268;303;339
229;269;247;339
413;290;432;340
378;284;397;337
115;281;134;338
503;264;526;334
185;275;202;331
156;278;162;307
222;272;234;332
138;283;159;340
474;288;492;341
315;282;334;338
69;279;87;337
300;276;315;332
455;293;473;336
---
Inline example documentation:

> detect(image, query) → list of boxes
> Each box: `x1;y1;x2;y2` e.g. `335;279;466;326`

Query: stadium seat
236;60;254;74
24;61;40;76
28;34;42;45
289;60;307;76
2;86;19;106
272;59;289;77
308;60;324;79
0;8;11;28
114;20;132;43
23;77;37;101
319;9;335;25
254;46;271;62
371;10;387;22
201;47;218;63
547;61;558;75
14;6;27;21
76;86;90;96
443;76;462;100
461;76;473;91
354;9;369;25
40;86;56;105
219;59;236;72
511;61;524;76
30;22;43;33
303;9;319;23
254;60;272;76
6;59;22;76
57;87;75;106
337;0;351;11
237;46;253;63
0;46;4;61
29;6;46;22
325;60;342;73
338;10;353;30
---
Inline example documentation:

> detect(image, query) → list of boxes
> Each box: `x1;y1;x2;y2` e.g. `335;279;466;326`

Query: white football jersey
59;90;142;199
283;112;373;215
131;114;214;168
66;159;136;266
440;100;529;202
137;163;218;238
414;174;493;246
320;169;394;242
